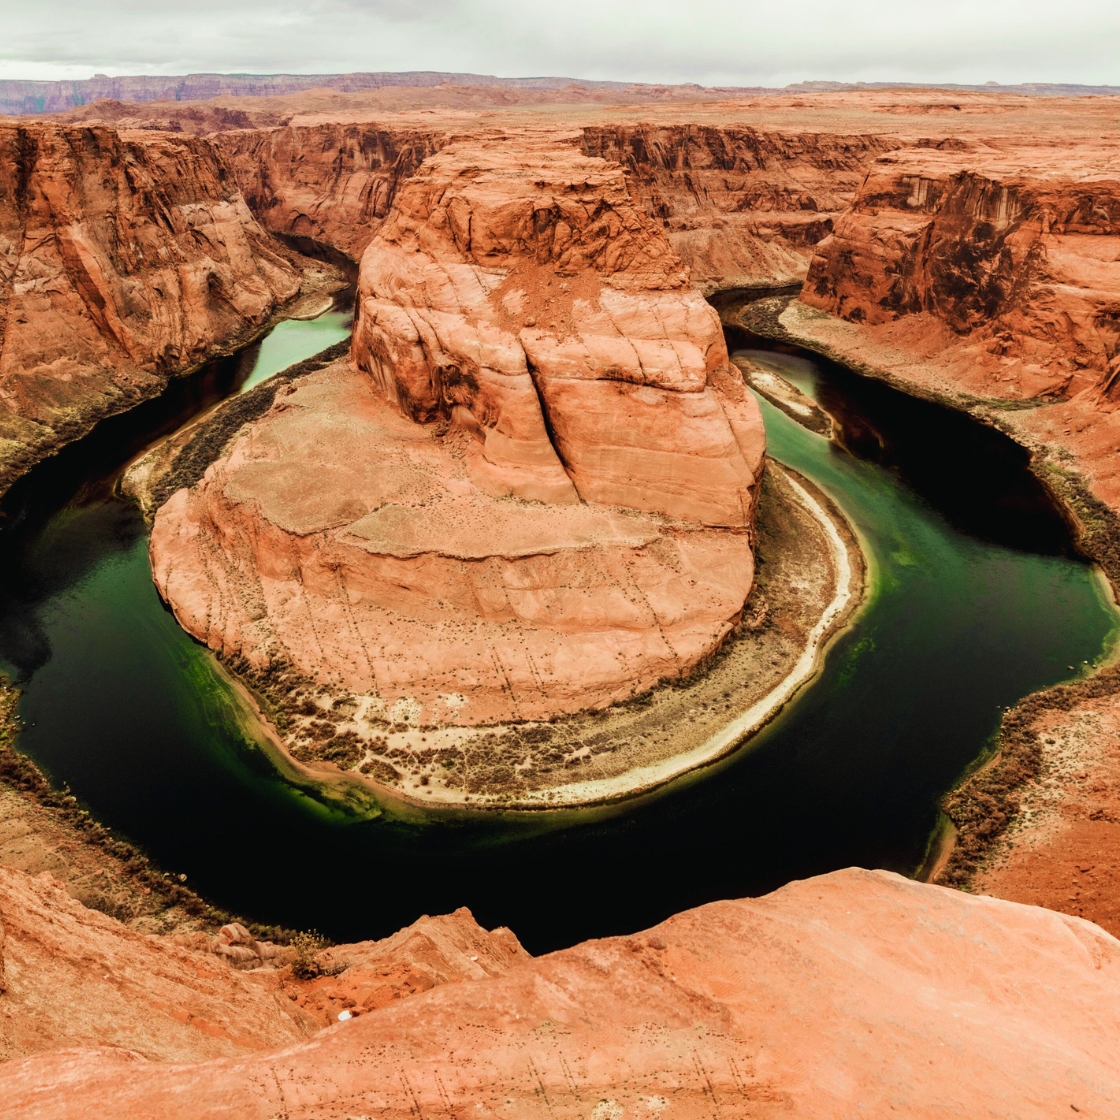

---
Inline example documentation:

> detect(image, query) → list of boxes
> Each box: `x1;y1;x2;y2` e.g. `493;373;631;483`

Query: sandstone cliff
2;867;1118;1118
579;124;895;293
213;122;451;262
214;122;893;292
0;123;303;494
801;141;1120;403
150;135;765;727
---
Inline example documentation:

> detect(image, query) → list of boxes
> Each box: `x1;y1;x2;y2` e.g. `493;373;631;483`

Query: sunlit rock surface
151;135;765;726
2;868;1118;1119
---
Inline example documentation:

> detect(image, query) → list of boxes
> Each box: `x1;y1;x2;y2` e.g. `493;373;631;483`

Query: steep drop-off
0;123;306;494
801;141;1120;403
150;135;765;728
213;123;893;291
2;867;1118;1119
580;124;895;292
0;865;526;1063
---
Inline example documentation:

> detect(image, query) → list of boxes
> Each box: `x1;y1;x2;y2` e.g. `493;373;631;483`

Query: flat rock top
222;359;665;556
2;868;1119;1118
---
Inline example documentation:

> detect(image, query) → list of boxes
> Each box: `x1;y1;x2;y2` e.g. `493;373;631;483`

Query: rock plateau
1;867;1118;1118
150;135;766;725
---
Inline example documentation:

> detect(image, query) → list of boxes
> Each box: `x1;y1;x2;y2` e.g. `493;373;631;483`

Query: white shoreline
378;464;863;811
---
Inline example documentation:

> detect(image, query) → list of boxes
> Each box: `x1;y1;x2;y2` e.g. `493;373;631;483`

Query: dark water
0;311;1115;953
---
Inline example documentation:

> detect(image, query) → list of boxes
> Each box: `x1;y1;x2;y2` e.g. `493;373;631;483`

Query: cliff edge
150;134;765;728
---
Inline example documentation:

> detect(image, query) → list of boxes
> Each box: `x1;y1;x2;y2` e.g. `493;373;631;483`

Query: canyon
3;80;1120;1114
0;121;345;498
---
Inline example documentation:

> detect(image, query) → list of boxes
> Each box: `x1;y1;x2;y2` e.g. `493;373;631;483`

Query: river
0;300;1115;953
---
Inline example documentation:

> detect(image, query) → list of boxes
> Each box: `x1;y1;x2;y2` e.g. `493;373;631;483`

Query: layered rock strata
579;124;895;292
802;141;1120;404
0;123;304;494
151;136;765;726
214;123;451;262
2;868;1118;1119
214;123;892;290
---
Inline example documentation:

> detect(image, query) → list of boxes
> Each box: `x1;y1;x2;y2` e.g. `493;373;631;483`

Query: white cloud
1;0;1118;86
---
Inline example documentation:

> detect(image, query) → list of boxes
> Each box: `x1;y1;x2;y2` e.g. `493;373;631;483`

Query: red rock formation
284;905;529;1026
353;135;763;523
214;122;892;292
150;136;764;726
0;867;317;1062
3;868;1119;1119
0;865;527;1062
213;123;450;262
579;124;895;293
801;141;1120;403
0;123;302;493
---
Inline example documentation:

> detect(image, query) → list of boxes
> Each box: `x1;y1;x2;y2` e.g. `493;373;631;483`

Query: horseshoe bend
4;68;1120;1118
144;131;864;807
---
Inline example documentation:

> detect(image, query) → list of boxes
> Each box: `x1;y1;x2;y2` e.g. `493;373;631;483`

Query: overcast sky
2;0;1119;87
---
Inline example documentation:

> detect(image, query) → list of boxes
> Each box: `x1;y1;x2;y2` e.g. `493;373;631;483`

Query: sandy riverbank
223;459;866;812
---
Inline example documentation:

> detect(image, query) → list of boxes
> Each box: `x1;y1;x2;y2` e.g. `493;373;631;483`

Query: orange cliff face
2;867;1119;1120
801;141;1120;403
579;124;895;293
149;134;765;726
791;139;1120;515
213;122;893;291
0;122;302;493
213;122;451;263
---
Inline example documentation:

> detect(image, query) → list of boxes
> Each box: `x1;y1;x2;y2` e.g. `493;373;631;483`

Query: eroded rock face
579;124;895;293
151;136;764;726
0;123;302;493
352;135;763;524
3;869;1119;1119
214;123;451;262
215;122;892;291
0;865;527;1062
801;142;1120;402
0;867;317;1063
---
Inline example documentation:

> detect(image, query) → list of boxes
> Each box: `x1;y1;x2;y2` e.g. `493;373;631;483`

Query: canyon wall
579;124;895;292
788;139;1120;515
0;123;304;494
213;123;452;262
150;134;765;726
2;867;1118;1119
801;141;1120;402
214;123;893;290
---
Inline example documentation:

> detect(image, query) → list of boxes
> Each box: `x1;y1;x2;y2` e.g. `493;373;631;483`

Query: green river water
0;308;1115;952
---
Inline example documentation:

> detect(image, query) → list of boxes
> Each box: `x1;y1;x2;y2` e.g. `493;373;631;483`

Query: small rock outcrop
2;868;1118;1118
150;135;765;726
0;122;303;494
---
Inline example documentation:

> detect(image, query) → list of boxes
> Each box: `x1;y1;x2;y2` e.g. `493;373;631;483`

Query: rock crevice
150;134;766;728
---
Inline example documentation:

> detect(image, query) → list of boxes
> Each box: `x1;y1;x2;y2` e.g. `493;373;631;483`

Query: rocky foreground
1;865;1117;1117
